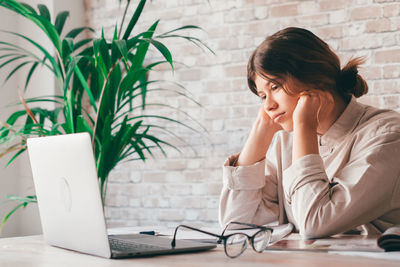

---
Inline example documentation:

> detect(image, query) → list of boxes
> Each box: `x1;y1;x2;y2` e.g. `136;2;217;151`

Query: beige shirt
219;98;400;238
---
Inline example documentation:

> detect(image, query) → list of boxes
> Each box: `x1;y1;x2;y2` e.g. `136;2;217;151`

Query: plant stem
91;56;125;147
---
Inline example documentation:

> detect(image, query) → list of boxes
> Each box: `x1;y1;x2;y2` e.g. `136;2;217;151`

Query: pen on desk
139;231;158;235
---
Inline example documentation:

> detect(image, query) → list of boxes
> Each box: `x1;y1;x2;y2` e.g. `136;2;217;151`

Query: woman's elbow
297;219;334;239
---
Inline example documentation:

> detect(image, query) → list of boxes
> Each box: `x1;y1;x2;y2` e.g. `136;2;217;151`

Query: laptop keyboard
109;237;165;252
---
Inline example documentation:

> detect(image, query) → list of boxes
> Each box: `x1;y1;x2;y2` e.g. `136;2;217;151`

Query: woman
219;27;400;238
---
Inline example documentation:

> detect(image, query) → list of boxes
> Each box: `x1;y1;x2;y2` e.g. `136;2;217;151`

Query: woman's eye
271;85;279;91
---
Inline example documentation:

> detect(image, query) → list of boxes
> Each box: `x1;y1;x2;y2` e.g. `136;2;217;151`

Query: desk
0;235;399;267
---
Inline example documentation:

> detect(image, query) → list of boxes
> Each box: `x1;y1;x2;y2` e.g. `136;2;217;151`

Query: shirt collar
319;97;365;147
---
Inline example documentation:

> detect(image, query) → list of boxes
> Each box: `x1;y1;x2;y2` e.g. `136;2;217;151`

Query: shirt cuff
282;154;328;203
222;154;266;190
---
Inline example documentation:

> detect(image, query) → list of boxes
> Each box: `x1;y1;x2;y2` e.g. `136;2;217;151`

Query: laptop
27;132;216;258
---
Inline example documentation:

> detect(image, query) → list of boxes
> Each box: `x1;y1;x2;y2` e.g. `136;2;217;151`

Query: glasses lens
225;234;249;258
252;230;272;252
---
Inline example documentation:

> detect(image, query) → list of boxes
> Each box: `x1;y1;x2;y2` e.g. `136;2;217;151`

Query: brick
198;208;219;221
184;210;199;220
127;208;153;220
207;197;220;209
163;184;193;196
171;196;208;208
350;6;382;21
106;220;131;228
328;9;348;24
192;183;222;196
374;0;398;3
123;184;149;197
158;209;185;221
129;171;143;183
383;65;400;78
270;3;298;17
383;3;400;17
143;171;166;183
203;80;232;93
357;95;381;108
315;26;343;40
254;6;269;19
366;18;393;32
105;195;129;207
382;95;400;109
297;13;329;27
245;0;282;4
204;107;230;120
358;66;382;80
224;8;255;23
373;80;400;94
178;69;202;81
320;0;349;11
297;1;319;14
341;36;381;50
108;171;130;183
374;49;400;63
128;198;142;207
143;197;169;208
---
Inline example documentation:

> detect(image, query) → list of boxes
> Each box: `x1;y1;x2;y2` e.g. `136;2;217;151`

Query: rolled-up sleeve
219;154;279;227
283;133;400;239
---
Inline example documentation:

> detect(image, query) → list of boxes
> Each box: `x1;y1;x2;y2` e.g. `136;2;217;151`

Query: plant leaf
66;26;94;39
37;4;51;21
24;61;39;90
54;10;69;35
143;38;173;70
122;0;146;40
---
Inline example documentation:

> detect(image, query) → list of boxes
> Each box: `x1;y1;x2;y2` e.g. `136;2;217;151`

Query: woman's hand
292;90;334;162
257;103;283;133
293;90;334;133
235;103;282;167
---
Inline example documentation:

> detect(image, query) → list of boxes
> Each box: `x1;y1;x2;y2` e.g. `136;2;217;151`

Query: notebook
27;132;216;258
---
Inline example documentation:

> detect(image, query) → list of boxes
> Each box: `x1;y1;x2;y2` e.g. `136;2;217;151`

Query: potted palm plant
0;0;211;231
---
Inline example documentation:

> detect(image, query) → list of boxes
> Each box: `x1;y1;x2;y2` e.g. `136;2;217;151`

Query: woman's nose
264;96;277;111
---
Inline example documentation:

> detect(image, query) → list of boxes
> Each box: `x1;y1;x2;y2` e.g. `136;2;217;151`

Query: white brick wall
84;0;400;228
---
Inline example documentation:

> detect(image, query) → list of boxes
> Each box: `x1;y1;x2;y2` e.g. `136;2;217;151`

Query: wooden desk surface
0;235;399;267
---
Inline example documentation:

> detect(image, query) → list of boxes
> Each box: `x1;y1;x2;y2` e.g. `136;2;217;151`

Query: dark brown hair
247;27;368;103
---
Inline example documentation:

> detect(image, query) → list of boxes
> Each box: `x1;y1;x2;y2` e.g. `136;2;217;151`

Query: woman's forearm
292;123;318;162
237;117;280;166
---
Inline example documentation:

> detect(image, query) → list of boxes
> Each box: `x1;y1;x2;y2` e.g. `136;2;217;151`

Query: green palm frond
0;0;213;231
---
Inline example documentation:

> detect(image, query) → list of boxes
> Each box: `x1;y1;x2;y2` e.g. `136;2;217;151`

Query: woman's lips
272;112;285;123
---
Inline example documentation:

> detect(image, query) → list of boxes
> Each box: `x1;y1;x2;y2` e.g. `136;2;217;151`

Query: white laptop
27;132;215;258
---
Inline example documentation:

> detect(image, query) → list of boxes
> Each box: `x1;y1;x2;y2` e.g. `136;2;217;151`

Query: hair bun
337;57;368;99
337;68;358;93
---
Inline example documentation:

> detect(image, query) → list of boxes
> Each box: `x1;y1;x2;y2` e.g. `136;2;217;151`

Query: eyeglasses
171;221;273;258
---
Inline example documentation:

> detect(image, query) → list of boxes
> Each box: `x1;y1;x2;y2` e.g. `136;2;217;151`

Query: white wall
0;7;20;237
0;0;85;237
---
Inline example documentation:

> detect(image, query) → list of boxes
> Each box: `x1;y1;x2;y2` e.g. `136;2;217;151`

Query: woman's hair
247;27;368;103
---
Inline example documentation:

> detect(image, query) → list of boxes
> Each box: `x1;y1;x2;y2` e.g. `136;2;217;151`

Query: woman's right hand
235;103;282;166
257;102;283;133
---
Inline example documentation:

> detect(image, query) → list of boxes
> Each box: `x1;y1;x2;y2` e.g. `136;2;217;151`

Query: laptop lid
27;133;111;258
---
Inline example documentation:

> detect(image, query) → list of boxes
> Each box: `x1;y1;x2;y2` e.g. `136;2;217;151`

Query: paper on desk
269;234;384;252
328;250;400;260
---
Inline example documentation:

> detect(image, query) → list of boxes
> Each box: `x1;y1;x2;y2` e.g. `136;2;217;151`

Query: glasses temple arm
171;225;222;248
221;221;249;236
229;221;272;230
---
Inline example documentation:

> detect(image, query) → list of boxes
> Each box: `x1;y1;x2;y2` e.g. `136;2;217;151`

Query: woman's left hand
293;90;334;132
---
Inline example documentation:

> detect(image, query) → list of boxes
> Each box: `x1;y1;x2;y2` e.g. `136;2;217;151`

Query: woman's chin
280;122;294;132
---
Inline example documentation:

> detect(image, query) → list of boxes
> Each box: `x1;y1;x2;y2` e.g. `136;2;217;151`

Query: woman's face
254;74;301;131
